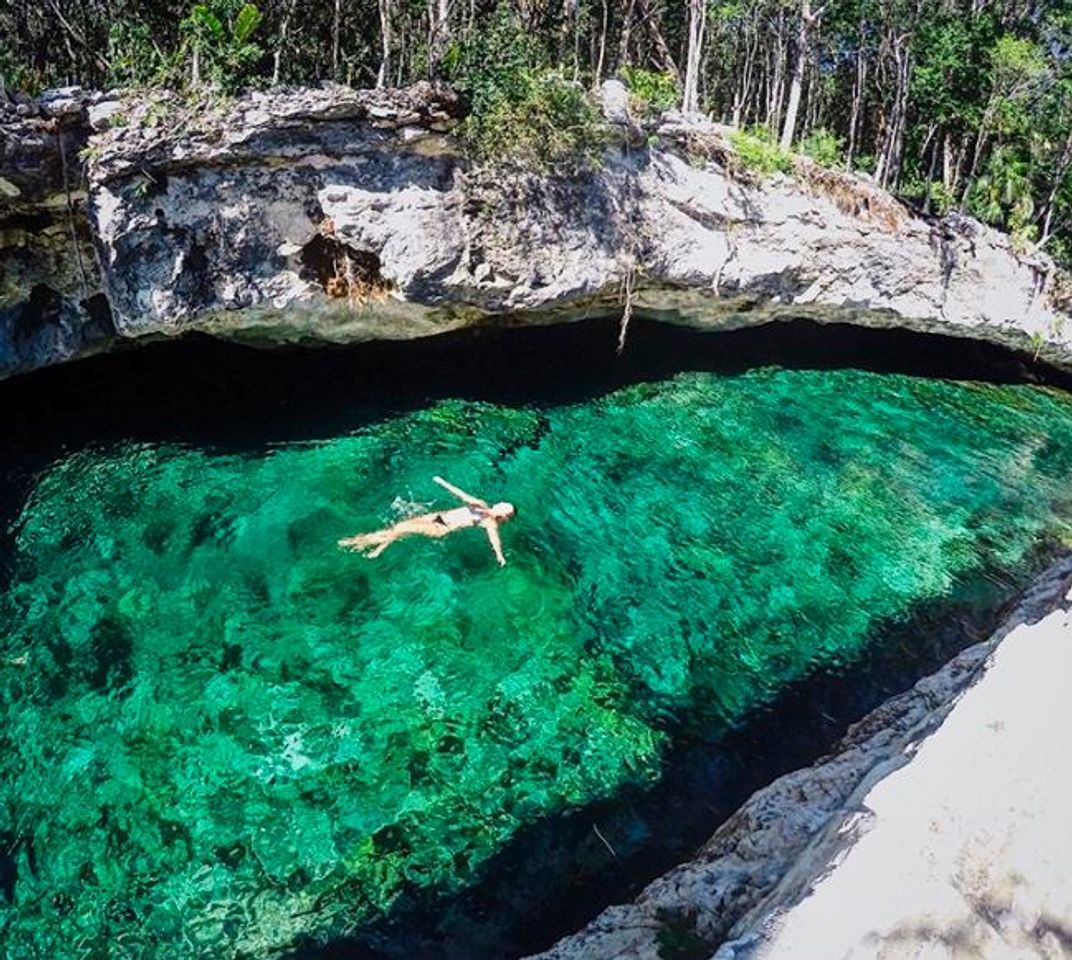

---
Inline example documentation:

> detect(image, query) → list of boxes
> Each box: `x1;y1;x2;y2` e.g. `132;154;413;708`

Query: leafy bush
444;5;605;170
621;67;679;117
0;46;42;94
927;180;955;215
729;125;794;177
473;72;606;170
1050;236;1072;270
107;20;177;88
853;153;877;175
899;176;954;214
800;127;843;167
180;0;263;92
968;145;1037;248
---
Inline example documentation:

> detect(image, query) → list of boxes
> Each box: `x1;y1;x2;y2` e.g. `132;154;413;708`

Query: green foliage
445;6;604;169
853;153;877;175
0;46;42;94
472;72;605;170
107;19;175;88
443;6;541;114
969;145;1037;242
1051;236;1072;268
78;141;105;163
800;127;843;167
930;180;956;215
990;35;1050;137
729;125;794;177
928;180;955;215
2;0;1072;267
621;67;679;117
990;34;1048;86
911;13;993;131
899;176;954;214
180;0;263;92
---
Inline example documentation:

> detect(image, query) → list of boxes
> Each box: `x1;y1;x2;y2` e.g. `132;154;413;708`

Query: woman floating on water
339;476;516;566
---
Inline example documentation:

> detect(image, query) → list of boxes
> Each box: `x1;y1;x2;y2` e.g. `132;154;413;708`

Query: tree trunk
682;0;706;113
1041;125;1072;245
845;35;866;168
594;0;609;84
942;130;954;190
571;0;582;82
616;0;636;70
768;12;788;132
922;124;939;214
271;0;300;84
961;103;994;203
780;0;827;150
637;0;681;82
734;27;758;126
779;2;808;150
887;44;910;188
428;0;451;77
803;56;821;135
874;33;908;188
376;0;392;88
332;0;342;80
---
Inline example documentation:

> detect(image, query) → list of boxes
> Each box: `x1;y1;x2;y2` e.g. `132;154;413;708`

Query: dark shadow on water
0;317;1067;957
3;316;1069;463
2;316;1066;584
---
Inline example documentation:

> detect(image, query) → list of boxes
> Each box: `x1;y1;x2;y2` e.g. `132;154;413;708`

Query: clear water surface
4;354;1072;958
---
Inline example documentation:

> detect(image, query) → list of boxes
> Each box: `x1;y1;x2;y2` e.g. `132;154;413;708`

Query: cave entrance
299;233;393;305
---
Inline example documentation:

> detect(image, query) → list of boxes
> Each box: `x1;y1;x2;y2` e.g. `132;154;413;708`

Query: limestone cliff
2;81;1071;379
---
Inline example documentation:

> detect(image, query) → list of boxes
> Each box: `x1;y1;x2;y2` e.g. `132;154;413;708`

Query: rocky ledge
529;554;1072;960
2;80;1072;379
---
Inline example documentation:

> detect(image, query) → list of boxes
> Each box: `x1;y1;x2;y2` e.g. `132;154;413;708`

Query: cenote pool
3;320;1072;959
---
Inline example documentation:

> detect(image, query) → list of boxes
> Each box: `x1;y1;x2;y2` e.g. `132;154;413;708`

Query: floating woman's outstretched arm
432;475;487;507
483;521;507;567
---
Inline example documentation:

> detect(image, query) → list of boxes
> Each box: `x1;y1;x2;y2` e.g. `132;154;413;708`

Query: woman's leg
366;534;399;558
338;530;390;550
339;515;450;557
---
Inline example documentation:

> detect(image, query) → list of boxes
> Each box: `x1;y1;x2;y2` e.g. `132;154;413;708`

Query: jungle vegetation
2;0;1071;263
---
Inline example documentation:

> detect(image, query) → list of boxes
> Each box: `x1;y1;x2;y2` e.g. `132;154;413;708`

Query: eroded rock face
3;81;1072;959
1;80;1070;379
0;88;114;377
86;84;468;346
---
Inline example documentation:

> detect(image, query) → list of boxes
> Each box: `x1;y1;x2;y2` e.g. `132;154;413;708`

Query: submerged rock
1;82;1070;378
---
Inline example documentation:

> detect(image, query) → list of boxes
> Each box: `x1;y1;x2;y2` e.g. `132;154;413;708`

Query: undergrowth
727;125;794;177
443;5;605;171
621;67;679;119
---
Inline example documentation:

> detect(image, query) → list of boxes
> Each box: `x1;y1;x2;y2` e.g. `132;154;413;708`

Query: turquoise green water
4;366;1072;957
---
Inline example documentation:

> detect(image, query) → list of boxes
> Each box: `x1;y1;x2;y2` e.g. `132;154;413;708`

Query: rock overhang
1;80;1071;380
